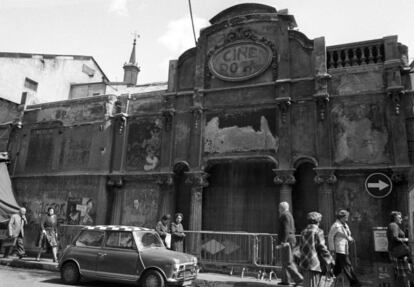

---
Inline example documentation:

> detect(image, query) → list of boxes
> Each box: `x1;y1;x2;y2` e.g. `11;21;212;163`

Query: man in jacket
328;209;361;287
4;207;27;259
279;202;303;286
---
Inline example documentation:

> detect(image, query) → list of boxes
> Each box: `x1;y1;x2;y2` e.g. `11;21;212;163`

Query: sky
1;0;413;85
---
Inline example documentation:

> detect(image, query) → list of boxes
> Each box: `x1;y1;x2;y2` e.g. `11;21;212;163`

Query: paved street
0;266;131;287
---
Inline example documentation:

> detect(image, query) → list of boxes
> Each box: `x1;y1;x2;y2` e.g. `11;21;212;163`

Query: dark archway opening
292;162;318;232
203;160;277;233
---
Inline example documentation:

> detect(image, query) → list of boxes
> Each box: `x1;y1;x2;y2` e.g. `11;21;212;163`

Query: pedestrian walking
36;207;59;262
3;207;27;259
299;211;334;287
387;211;411;287
170;213;185;252
155;214;171;248
278;201;303;286
328;209;361;287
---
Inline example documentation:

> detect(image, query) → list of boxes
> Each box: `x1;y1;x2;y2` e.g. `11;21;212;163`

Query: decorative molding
185;171;210;188
155;173;174;186
314;169;337;185
190;105;203;129
391;167;409;183
161;108;175;132
107;175;124;187
112;112;128;135
275;96;291;123
313;72;331;121
387;87;405;115
205;27;278;86
273;169;296;185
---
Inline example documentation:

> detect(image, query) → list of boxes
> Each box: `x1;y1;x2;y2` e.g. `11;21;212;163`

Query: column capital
391;166;410;183
273;169;296;185
314;169;337;185
155;173;174;186
106;175;124;187
185;171;209;188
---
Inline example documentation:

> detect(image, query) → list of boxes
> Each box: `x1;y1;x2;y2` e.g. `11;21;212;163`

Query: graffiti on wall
126;118;162;171
22;199;67;224
204;110;278;154
332;102;390;165
66;197;96;225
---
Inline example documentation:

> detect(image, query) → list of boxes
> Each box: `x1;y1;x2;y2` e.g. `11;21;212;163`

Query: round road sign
364;173;393;198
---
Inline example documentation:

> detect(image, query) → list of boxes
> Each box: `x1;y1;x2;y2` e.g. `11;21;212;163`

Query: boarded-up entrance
202;161;277;233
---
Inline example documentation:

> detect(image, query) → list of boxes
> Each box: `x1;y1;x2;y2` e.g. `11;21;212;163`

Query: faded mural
331;101;390;165
127;118;162;171
204;110;278;154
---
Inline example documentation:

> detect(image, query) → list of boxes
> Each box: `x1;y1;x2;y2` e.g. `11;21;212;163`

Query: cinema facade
5;3;414;270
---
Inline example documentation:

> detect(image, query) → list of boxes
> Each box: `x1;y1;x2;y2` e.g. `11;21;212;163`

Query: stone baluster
344;49;350;67
314;169;337;232
185;171;209;256
360;47;367;64
273;169;296;207
367;46;374;64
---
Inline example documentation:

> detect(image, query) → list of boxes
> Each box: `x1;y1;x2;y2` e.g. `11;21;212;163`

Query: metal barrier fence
183;231;281;269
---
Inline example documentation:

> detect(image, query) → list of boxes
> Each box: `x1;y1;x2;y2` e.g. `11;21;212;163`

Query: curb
0;258;58;272
0;257;282;287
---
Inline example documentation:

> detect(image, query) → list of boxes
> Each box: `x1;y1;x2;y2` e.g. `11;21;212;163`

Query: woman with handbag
387;211;410;287
299;212;334;287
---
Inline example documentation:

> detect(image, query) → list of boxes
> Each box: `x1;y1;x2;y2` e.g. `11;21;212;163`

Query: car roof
82;225;153;232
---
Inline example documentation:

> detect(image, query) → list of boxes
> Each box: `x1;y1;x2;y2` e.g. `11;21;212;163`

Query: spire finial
128;31;140;65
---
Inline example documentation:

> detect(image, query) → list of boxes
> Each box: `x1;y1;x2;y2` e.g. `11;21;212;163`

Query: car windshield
135;231;164;250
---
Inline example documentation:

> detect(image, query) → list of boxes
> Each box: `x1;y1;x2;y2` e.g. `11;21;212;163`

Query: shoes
293;280;303;287
279;283;290;286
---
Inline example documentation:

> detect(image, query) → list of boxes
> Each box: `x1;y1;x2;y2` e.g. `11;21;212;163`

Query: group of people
3;207;59;262
278;202;360;287
279;202;413;287
155;212;186;252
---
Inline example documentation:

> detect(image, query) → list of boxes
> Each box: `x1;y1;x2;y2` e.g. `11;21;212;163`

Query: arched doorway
292;162;319;232
202;159;277;233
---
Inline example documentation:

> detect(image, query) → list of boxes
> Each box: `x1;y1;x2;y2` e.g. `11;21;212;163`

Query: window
136;232;164;250
24;77;38;92
75;230;104;247
105;231;136;250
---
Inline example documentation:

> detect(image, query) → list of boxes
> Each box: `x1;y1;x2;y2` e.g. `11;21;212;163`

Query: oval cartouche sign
208;41;273;82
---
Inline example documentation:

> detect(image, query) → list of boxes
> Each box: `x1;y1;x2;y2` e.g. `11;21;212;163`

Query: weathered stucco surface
126;118;162;171
204;114;278;154
121;182;160;227
331;67;383;96
332;101;390;165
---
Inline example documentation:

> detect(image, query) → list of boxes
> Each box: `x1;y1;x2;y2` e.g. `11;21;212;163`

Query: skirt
37;228;58;249
303;270;322;287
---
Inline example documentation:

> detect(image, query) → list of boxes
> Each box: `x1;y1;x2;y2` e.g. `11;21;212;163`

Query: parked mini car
59;225;198;287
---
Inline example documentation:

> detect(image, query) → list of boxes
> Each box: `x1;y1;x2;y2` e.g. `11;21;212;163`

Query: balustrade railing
327;39;385;69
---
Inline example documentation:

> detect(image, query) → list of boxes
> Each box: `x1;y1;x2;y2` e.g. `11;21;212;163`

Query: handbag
391;242;410;258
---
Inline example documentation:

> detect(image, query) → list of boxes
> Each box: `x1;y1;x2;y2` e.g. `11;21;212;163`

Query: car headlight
193;257;198;265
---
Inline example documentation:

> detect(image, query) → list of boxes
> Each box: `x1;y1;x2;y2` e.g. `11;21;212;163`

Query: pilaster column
314;169;337;231
391;167;410;218
156;173;174;219
107;176;124;225
185;171;209;256
273;169;296;207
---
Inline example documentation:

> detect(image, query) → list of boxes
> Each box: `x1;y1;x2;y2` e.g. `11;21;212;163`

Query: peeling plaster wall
204;109;278;154
331;98;391;165
120;182;160;227
126;118;162;171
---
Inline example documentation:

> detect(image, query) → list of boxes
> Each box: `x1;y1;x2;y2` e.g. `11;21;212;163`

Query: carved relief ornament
185;171;210;188
273;170;296;185
206;27;278;86
314;170;337;185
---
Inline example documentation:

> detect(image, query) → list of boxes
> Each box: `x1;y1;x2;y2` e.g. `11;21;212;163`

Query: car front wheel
61;261;80;285
141;270;165;287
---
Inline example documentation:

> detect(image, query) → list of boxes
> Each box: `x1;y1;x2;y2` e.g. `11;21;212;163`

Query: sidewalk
0;255;287;287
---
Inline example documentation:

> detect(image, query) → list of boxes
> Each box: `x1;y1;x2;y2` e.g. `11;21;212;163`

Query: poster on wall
66;197;96;225
66;197;82;225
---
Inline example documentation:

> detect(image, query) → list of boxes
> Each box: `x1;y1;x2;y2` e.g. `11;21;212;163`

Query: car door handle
97;252;107;257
